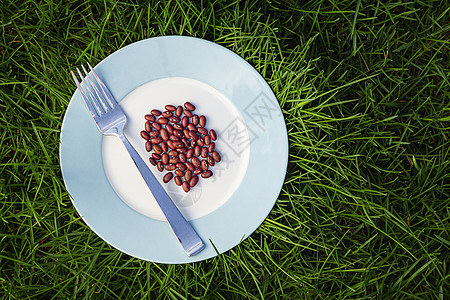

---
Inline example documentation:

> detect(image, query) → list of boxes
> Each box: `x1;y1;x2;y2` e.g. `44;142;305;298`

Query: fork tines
71;63;115;117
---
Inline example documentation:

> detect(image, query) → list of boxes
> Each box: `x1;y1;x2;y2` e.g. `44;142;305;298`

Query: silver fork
71;63;205;256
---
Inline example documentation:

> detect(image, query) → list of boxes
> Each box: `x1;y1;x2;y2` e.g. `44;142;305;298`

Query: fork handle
118;133;205;256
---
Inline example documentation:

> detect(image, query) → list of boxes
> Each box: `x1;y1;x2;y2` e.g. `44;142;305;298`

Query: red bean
192;115;199;125
186;149;194;159
149;158;157;166
197;127;208;135
140;130;150;140
174;176;182;186
152;122;161;130
175;105;183;117
182;181;190;192
147;130;157;138
161;153;169;165
168;150;178;156
176;162;187;171
181;137;189;148
179;153;186;163
147;132;157;139
185;161;195;171
173;123;183;130
176;147;187;153
173;141;184;148
199;115;206;127
152;153;161;160
152;144;162;154
169;116;181;123
169;135;180;141
193;168;203;176
175;145;186;153
191;157;201;168
158;117;169;124
208;142;215;153
165;164;176;171
189;131;198;140
151;109;161;116
184;109;193;118
201;147;208;158
209;129;217;140
204;135;211;145
201;170;213;178
160;128;169;141
183;129;190;139
157;161;164;172
175;169;184;177
194;145;201;157
167;140;175;150
151;137;162;144
161;142;168;153
181;138;189;148
169;157;179;164
162;111;173;118
187;123;196;132
207;156;215;166
145;141;152;152
181;116;188;128
163;172;173;183
184;170;192;181
173;130;183;138
190;139;196;148
165;123;174;134
184;101;195;111
145;114;156;122
165;104;176;111
145;121;152;132
189;175;199;187
197;138;204;147
212;151;221;162
201;159;209;171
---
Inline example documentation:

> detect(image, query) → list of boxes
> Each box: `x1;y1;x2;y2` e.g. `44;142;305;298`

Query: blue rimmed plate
60;36;288;263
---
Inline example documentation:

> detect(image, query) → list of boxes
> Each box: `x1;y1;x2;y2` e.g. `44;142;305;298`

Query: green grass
1;0;449;298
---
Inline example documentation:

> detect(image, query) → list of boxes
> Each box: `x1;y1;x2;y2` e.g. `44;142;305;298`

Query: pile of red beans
140;102;221;192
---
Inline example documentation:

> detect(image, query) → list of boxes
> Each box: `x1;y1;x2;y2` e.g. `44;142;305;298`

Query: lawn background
1;0;449;299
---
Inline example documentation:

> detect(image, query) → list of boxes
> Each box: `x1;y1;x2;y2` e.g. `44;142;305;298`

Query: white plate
60;36;288;263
